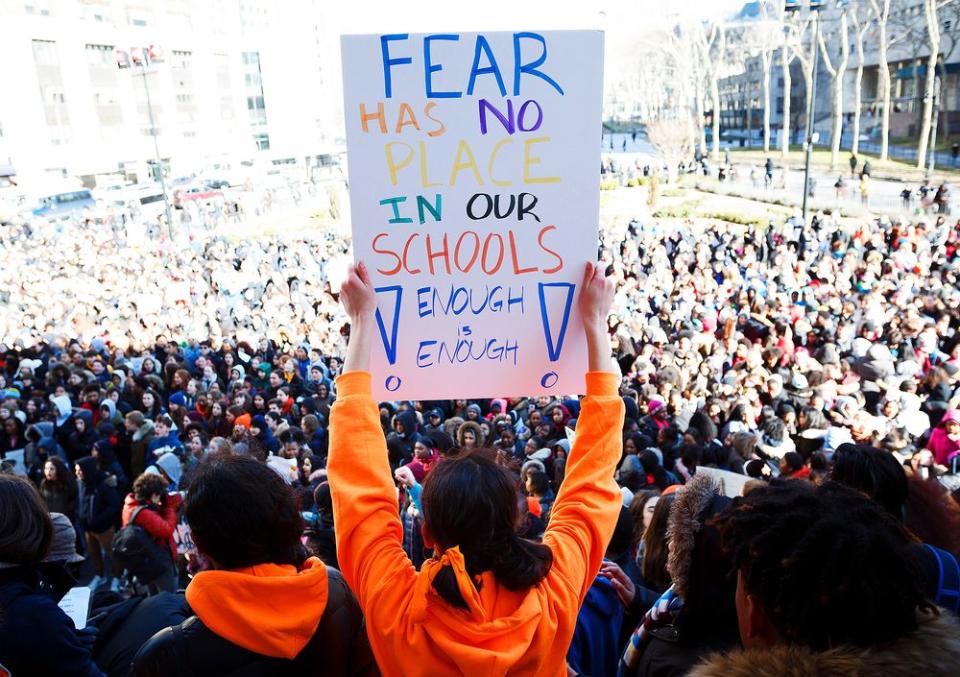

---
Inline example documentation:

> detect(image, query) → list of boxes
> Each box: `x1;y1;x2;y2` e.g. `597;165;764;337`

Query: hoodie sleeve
327;372;416;607
543;372;625;605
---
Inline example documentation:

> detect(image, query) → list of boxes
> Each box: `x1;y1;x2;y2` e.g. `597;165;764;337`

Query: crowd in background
2;201;960;674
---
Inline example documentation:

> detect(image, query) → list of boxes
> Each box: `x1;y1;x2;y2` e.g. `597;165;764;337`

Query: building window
32;40;70;143
253;132;270;150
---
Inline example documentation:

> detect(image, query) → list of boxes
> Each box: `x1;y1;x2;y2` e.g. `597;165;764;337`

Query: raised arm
327;263;416;606
543;262;625;603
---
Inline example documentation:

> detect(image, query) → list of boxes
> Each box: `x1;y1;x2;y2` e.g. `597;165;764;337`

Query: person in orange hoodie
329;261;624;676
131;455;376;675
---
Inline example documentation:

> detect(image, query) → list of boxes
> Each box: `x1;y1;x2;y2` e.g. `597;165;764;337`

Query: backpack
112;505;170;583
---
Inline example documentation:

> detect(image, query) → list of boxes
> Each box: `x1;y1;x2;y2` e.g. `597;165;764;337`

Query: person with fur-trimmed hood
691;481;960;677
619;474;739;676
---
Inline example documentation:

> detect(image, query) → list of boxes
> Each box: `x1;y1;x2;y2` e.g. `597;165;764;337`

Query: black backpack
112;505;171;583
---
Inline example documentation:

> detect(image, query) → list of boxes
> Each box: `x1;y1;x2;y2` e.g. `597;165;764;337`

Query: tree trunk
876;0;891;162
694;76;707;152
853;62;864;156
781;47;792;159
831;74;844;170
762;48;772;152
711;71;721;162
828;12;849;171
917;0;941;169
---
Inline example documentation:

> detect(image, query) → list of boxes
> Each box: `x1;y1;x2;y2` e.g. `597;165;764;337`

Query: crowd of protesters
2;199;960;675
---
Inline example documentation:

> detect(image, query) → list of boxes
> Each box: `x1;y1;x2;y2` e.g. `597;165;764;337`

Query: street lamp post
117;46;174;239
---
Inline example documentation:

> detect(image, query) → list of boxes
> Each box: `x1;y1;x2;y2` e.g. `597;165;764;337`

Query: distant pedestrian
861;160;872;179
849;153;858;178
951;143;959;165
834;175;846;200
764;157;774;188
901;187;913;210
860;176;870;207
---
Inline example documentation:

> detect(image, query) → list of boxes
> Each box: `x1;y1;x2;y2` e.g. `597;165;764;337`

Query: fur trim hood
666;473;722;599
690;611;960;677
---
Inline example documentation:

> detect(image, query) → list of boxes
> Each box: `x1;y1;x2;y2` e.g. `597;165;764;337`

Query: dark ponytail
422;449;553;609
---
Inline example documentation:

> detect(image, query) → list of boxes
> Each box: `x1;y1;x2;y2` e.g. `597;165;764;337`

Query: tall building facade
0;0;341;187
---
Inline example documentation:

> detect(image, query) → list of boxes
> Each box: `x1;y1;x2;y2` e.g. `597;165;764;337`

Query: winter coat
567;575;624;677
90;592;191;676
129;422;155;478
122;493;182;563
76;456;122;534
145;432;183;469
41;478;78;518
64;410;97;462
926;409;960;466
130;561;376;676
0;567;105;677
689;610;960;677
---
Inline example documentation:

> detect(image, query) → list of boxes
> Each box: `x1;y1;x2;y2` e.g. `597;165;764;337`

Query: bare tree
647;119;693;182
867;0;893;161
917;0;945;169
849;1;876;157
818;7;850;170
756;0;786;152
780;34;793;159
692;22;727;162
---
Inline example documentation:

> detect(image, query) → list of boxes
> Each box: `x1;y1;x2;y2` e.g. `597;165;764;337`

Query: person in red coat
122;472;182;593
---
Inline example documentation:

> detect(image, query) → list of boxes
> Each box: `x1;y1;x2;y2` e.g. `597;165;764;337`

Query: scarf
619;586;684;673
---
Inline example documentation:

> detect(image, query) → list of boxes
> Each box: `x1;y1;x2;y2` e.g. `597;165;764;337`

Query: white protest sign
341;30;603;400
58;586;91;628
696;466;752;498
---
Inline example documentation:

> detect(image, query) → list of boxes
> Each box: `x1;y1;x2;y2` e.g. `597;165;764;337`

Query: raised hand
340;262;377;322
578;261;616;373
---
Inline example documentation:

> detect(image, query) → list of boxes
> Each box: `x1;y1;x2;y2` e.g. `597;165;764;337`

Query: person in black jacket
75;455;122;589
0;474;105;676
131;455;376;676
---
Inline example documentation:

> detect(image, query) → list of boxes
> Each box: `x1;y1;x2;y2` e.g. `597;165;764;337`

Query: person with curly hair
693;481;960;676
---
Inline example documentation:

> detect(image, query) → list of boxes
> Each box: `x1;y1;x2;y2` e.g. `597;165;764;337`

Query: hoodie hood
149;452;182;486
99;399;117;421
186;557;329;659
50;394;72;425
938;409;960;428
76;456;102;485
396;410;420;440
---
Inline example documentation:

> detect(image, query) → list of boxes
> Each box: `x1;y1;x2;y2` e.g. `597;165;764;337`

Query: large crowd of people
2;190;960;675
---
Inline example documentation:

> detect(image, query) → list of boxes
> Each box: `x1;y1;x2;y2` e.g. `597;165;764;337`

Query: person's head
133;472;168;505
715;481;932;652
184;455;306;569
185;435;204;458
142;390;156;410
641;492;676;592
628;489;660;541
525;469;550;497
125;410;145;432
0;475;53;566
154;414;173;438
413;435;433;462
269;371;283;388
420;448;553;609
43;456;71;486
830;443;908;519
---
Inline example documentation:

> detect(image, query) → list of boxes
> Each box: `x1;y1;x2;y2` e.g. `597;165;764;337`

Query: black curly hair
714;480;934;651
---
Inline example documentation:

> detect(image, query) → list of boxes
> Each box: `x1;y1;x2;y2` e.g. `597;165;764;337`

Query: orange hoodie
328;371;625;676
185;556;329;659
